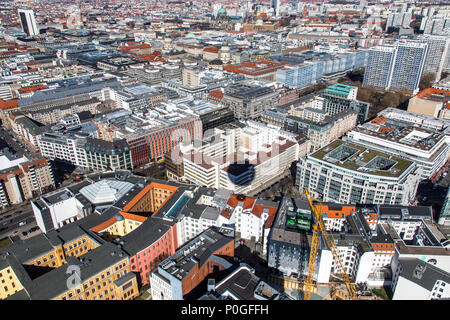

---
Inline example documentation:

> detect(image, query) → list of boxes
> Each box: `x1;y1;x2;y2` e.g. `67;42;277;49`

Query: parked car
19;221;26;227
22;231;28;236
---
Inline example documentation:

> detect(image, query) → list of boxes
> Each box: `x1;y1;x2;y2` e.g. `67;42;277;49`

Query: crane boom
303;189;357;300
303;224;319;300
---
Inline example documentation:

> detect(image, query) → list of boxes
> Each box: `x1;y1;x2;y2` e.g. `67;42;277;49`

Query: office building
180;121;308;195
125;116;202;166
84;138;132;171
39;132;88;168
284;108;358;153
320;84;370;124
18;9;38;37
221;82;279;120
346;118;449;180
296;140;421;205
276;50;368;89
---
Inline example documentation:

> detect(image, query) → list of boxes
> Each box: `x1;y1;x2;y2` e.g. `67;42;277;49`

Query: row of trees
350;82;410;118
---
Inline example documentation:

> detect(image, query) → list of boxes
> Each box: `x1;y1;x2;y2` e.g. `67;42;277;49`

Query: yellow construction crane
303;189;358;300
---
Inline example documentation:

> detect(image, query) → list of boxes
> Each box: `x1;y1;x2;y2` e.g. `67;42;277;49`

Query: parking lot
0;206;40;240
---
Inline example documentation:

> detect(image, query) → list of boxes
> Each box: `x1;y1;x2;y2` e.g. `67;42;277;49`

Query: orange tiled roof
208;89;223;100
227;194;256;210
378;126;394;134
204;46;219;53
321;204;356;219
220;209;232;219
417;88;450;99
121;182;178;214
19;84;47;94
371;115;386;124
0;99;19;110
90;216;117;233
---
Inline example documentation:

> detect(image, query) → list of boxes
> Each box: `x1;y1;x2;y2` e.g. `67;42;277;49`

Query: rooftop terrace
311;140;414;177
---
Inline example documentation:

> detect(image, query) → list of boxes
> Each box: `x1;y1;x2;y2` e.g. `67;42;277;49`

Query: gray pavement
0;206;38;240
0;127;32;155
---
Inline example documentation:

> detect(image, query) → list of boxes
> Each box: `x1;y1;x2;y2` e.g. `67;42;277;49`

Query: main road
0;207;39;239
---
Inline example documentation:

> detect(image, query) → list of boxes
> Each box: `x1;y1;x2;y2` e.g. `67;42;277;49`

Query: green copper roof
324;83;355;98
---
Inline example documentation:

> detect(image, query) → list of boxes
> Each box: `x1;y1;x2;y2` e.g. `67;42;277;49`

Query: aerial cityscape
0;0;449;305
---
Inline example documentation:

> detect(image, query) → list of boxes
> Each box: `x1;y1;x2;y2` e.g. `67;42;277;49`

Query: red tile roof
208;89;223;100
0;99;19;110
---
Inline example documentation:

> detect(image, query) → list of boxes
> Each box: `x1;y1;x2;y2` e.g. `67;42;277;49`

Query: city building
363;42;428;94
296;139;422;205
392;257;450;300
267;197;313;278
419;35;450;83
284;109;358;153
180;120;308;195
346;117;449;180
199;264;287;300
150;226;235;300
17;9;38;37
223;194;279;255
39;132;88;168
0;151;55;208
223;61;286;82
390;218;450;300
439;188;450;226
221;82;279;120
407;88;450;120
320;84;370;124
276;50;368;89
0;237;139;300
84;138;132;171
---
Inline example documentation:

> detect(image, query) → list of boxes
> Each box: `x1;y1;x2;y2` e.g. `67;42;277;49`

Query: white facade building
296;140;422;206
346;124;449;180
39;132;88;168
392;258;450;300
18;9;39;36
181;120;308;195
32;188;87;233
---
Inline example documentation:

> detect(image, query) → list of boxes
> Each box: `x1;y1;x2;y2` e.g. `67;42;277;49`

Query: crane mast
303;189;357;300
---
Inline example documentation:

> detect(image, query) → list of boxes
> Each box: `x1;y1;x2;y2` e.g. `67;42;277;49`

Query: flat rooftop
158;227;234;281
355;123;446;152
311;140;414;178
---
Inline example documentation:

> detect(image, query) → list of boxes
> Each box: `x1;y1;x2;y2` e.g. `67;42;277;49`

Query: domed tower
217;7;228;19
214;6;231;29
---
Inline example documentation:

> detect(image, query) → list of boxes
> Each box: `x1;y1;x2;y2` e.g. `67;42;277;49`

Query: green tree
419;72;436;91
